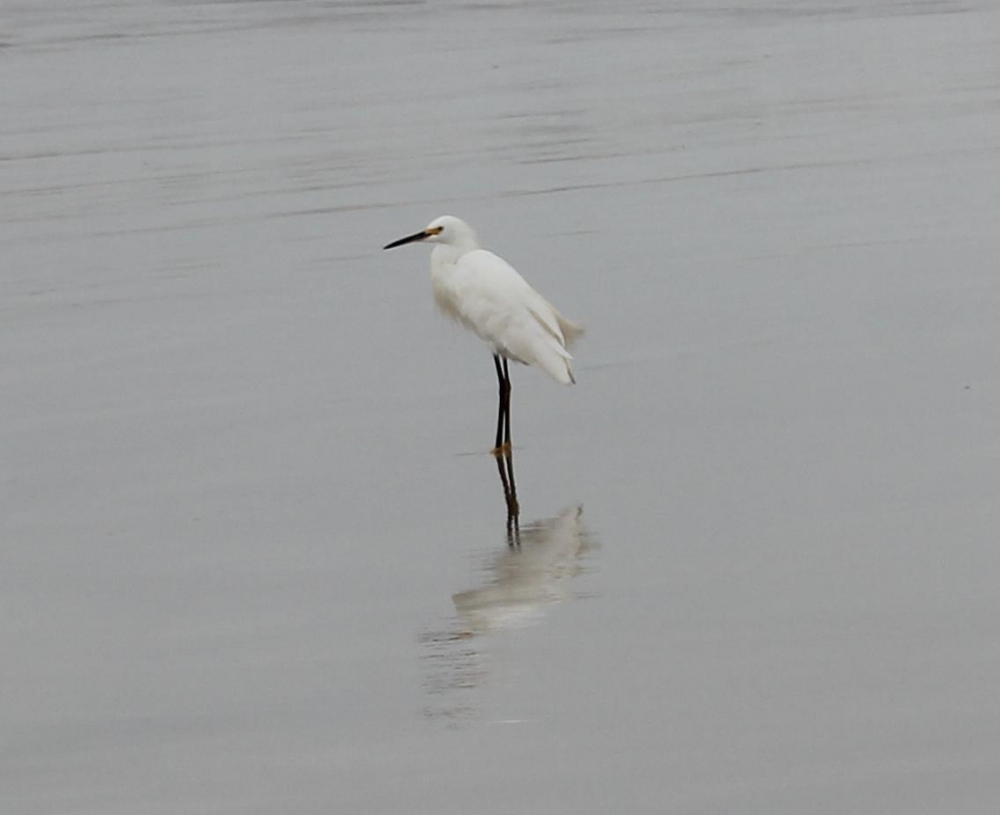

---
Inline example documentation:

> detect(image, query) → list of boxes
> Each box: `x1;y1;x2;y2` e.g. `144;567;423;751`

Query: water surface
3;1;1000;812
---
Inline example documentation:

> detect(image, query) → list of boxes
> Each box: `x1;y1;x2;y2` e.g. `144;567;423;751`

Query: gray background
3;1;999;812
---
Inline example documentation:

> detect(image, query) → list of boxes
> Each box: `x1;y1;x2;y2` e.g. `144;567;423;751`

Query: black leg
493;354;505;452
502;357;512;449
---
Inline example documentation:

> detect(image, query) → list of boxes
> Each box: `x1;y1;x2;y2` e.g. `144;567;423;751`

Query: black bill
383;230;428;250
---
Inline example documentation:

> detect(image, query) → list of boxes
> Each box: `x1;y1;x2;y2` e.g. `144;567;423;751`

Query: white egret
383;215;583;454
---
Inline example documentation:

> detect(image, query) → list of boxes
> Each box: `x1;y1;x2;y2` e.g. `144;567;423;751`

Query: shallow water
3;1;1000;812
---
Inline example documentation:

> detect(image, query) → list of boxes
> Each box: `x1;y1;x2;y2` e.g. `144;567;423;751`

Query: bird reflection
452;502;594;636
456;447;595;636
494;446;520;542
420;452;596;721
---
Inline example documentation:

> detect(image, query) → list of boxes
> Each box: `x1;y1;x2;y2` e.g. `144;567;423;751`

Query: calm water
3;1;1000;812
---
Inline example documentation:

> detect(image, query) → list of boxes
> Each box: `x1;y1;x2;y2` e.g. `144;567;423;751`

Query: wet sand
3;1;1000;812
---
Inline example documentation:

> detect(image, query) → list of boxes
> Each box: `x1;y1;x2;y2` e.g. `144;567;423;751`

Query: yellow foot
490;442;512;457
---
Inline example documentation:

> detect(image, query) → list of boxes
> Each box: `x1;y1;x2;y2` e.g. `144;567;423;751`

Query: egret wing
450;250;579;384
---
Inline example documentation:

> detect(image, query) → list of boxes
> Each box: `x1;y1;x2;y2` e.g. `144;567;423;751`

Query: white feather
426;220;583;385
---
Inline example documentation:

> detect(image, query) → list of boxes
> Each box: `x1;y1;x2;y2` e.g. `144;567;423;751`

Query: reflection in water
421;452;597;722
460;449;597;635
494;446;520;542
452;504;594;636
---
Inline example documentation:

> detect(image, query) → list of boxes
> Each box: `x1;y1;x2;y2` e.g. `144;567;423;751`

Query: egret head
383;215;478;251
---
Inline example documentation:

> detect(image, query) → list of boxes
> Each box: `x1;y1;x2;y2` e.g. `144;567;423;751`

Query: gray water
3;1;1000;812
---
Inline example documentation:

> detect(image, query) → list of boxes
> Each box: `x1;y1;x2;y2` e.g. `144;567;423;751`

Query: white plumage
429;217;582;384
383;214;583;452
385;215;582;383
